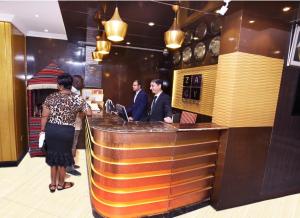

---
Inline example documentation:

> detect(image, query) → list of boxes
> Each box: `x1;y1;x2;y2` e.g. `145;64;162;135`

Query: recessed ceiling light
44;29;48;32
249;20;255;24
274;50;281;54
193;37;199;40
282;7;291;12
35;14;39;18
126;42;131;45
148;22;155;26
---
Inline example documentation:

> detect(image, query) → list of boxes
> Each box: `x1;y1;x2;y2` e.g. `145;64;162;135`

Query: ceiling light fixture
216;0;230;16
126;42;131;45
164;4;184;49
249;20;255;24
95;21;112;55
282;7;291;12
92;50;103;62
35;14;39;18
44;29;48;32
104;7;128;42
148;22;155;26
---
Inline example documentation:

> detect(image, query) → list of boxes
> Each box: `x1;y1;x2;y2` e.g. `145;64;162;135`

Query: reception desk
85;113;227;218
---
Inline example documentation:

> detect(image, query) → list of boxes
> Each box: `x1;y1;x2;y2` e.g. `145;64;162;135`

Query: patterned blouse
43;92;90;127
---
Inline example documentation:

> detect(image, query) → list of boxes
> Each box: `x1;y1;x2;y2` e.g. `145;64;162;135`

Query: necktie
151;96;157;114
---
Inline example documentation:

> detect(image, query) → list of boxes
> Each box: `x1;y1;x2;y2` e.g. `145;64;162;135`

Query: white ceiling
0;0;67;40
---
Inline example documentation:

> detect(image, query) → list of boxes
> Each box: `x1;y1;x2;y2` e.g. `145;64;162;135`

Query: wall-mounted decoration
209;36;220;57
182;46;192;63
209;17;222;36
84;64;102;88
191;74;202;87
183;75;192;86
173;50;181;65
195;22;207;41
191;87;201;100
287;24;300;67
182;74;202;101
182;87;191;99
184;30;194;45
194;42;206;61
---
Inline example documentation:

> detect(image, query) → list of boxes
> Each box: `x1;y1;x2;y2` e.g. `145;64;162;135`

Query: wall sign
182;74;202;102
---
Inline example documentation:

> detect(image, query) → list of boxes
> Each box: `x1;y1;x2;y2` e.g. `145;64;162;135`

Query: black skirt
45;123;75;167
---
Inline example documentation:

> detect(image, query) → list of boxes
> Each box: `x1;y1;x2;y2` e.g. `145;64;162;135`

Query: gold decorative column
0;22;27;164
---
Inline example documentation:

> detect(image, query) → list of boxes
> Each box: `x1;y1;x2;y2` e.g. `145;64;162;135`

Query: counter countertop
88;112;227;133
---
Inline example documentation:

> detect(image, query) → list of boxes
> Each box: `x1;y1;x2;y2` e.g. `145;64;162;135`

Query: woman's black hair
57;73;73;90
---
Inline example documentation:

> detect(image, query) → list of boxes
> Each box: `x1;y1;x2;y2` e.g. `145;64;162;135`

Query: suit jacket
148;92;172;122
126;90;148;121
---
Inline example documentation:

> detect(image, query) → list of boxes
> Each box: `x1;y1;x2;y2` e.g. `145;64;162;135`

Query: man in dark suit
148;79;173;123
126;80;148;121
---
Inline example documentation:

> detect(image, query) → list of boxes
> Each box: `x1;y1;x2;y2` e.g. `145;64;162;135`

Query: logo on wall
182;74;202;101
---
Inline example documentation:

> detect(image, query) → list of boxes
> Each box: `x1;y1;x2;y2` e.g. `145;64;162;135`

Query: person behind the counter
126;80;148;121
147;79;173;123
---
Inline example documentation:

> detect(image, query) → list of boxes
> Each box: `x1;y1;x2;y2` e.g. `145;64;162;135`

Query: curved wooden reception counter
85;114;227;218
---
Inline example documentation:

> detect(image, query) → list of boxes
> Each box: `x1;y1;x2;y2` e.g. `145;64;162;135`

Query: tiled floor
1;150;300;218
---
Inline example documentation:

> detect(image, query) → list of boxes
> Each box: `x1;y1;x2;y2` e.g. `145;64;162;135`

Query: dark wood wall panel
262;66;300;198
26;37;85;78
26;37;166;106
212;127;272;210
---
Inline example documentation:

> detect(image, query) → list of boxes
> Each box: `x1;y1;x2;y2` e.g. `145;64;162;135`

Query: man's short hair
134;79;142;87
73;75;84;81
151;79;163;86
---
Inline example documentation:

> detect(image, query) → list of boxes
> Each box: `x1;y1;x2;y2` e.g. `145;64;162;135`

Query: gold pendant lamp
164;5;184;49
92;50;104;62
96;22;112;55
104;7;128;42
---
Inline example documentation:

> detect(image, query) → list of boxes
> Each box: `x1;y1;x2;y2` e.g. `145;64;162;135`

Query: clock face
194;22;207;41
194;42;206;61
182;47;192;63
183;30;193;45
209;36;220;57
173;51;181;65
210;18;222;35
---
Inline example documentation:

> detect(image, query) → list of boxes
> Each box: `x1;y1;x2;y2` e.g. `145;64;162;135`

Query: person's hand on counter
164;117;173;123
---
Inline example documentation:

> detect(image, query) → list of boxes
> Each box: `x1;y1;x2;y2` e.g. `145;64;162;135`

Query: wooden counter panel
92;172;172;189
91;196;169;218
175;130;220;145
172;165;216;182
173;141;219;157
92;157;173;174
92;141;218;163
169;189;211;210
171;177;213;197
86;115;226;217
173;153;217;169
93;130;177;149
91;181;171;203
93;145;174;161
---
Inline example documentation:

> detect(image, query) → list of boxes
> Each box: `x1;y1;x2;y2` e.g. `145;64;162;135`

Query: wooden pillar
211;2;293;209
0;22;27;165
